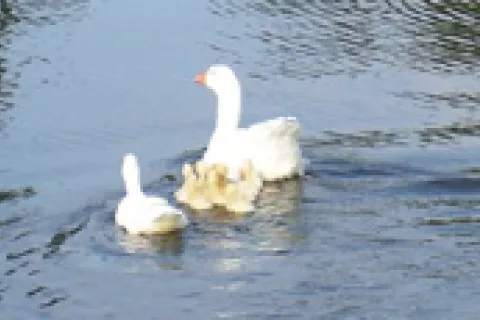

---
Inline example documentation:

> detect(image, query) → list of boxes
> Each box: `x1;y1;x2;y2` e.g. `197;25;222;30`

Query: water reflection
0;0;16;124
395;91;480;112
416;122;480;145
0;186;35;203
43;216;88;259
187;178;306;279
208;0;478;79
0;0;90;131
12;0;89;27
249;180;307;255
303;131;408;148
0;38;16;130
0;204;71;312
399;1;479;73
420;215;480;225
117;231;185;257
300;118;480;149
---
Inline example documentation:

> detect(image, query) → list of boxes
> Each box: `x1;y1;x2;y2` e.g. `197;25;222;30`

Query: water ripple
207;0;479;79
0;0;91;132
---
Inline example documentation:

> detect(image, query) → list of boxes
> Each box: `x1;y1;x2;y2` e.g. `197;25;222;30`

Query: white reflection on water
206;178;305;274
117;230;185;256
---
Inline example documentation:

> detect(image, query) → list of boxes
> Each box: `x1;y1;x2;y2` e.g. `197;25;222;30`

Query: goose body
115;153;188;234
195;64;304;181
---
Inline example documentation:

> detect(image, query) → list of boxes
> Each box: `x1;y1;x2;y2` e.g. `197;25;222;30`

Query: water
0;0;479;318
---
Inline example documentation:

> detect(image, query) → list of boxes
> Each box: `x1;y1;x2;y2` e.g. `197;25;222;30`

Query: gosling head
195;161;209;180
182;163;195;180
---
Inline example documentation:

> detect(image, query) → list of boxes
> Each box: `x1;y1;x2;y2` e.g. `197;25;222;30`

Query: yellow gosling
174;163;196;203
195;161;209;182
182;161;213;210
206;164;229;206
176;160;259;213
238;159;263;201
209;162;256;213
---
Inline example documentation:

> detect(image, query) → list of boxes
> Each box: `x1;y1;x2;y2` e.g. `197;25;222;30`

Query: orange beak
194;72;207;85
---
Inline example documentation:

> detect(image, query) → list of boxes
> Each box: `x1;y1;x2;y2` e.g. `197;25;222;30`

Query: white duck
194;64;304;181
115;153;188;235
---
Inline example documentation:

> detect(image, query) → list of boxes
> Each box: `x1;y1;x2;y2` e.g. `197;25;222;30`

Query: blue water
0;0;479;318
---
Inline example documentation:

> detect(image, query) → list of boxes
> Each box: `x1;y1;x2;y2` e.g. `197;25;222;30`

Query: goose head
195;64;240;96
195;64;242;131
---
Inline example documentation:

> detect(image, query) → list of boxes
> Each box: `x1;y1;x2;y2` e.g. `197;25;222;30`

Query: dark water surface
0;0;479;318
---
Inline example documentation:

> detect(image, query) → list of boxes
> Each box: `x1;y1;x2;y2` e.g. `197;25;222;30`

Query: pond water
0;0;479;318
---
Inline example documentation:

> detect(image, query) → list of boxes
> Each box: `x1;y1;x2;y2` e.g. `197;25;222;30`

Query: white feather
197;64;304;181
115;153;188;235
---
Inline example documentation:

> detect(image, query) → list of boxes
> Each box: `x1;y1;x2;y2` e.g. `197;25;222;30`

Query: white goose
194;64;304;181
115;153;188;235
